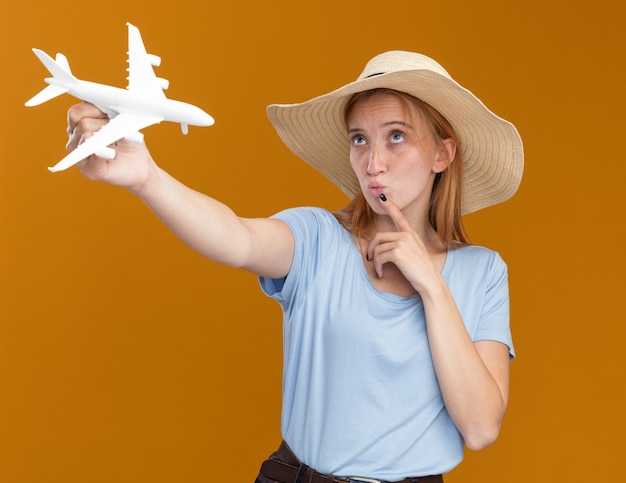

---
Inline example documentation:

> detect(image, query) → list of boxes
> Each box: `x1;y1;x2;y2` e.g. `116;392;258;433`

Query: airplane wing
126;22;167;99
48;112;162;172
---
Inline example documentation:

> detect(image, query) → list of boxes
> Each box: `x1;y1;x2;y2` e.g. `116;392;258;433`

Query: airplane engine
147;54;161;67
156;77;170;90
125;131;144;144
94;147;116;160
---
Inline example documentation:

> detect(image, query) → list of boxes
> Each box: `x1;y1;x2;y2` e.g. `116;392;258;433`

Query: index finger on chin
379;195;412;232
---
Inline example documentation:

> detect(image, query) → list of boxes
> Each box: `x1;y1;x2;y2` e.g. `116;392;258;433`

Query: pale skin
67;92;509;451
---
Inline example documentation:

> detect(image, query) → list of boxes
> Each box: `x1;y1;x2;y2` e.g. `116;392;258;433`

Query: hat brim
267;68;523;215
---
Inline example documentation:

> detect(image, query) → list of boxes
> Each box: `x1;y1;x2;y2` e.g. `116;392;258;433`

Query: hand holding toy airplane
26;22;215;172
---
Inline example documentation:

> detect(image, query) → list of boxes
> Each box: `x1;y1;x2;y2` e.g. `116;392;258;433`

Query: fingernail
379;193;387;202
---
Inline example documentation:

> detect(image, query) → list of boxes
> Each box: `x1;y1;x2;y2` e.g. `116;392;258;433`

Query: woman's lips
368;182;384;196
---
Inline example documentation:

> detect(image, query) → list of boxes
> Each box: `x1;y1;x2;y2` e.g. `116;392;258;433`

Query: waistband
260;441;443;483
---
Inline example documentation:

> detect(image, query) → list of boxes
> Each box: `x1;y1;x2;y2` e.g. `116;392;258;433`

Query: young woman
66;51;523;482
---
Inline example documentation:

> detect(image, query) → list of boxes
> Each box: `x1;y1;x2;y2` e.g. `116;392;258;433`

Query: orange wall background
1;1;624;482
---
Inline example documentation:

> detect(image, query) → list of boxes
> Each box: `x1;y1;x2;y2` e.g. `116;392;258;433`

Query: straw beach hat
267;51;524;215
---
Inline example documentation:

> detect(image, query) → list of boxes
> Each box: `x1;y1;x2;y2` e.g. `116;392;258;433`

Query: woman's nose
367;145;386;174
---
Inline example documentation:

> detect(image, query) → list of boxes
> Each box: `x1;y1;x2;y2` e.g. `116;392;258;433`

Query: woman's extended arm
67;102;294;279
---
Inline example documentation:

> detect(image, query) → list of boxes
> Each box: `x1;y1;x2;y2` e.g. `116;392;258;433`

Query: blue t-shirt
259;207;513;480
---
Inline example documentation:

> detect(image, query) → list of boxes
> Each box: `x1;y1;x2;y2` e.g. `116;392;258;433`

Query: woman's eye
352;135;366;146
390;132;405;143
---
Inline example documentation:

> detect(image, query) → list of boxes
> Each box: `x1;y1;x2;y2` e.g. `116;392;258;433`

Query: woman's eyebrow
383;120;412;129
348;121;412;134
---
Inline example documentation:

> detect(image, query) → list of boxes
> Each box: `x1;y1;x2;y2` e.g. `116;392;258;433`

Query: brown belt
260;441;443;483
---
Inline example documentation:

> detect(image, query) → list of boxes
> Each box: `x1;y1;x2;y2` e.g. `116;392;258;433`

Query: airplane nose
200;110;215;126
192;105;214;126
166;100;215;127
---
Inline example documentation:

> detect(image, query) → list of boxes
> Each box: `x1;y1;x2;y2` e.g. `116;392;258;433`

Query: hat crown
358;50;452;81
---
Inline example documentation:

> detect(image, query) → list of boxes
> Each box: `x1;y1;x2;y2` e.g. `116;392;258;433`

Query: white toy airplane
26;22;215;172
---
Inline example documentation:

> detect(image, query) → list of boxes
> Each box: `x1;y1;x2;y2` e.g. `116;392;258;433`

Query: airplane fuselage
46;77;214;127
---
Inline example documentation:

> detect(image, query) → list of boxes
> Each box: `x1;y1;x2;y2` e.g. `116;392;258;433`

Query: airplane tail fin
25;49;77;106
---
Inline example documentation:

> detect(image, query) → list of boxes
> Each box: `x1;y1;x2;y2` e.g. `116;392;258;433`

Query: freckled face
347;92;447;219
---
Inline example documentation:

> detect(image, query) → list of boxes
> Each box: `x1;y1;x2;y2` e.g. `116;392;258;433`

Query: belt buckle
347;478;384;483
